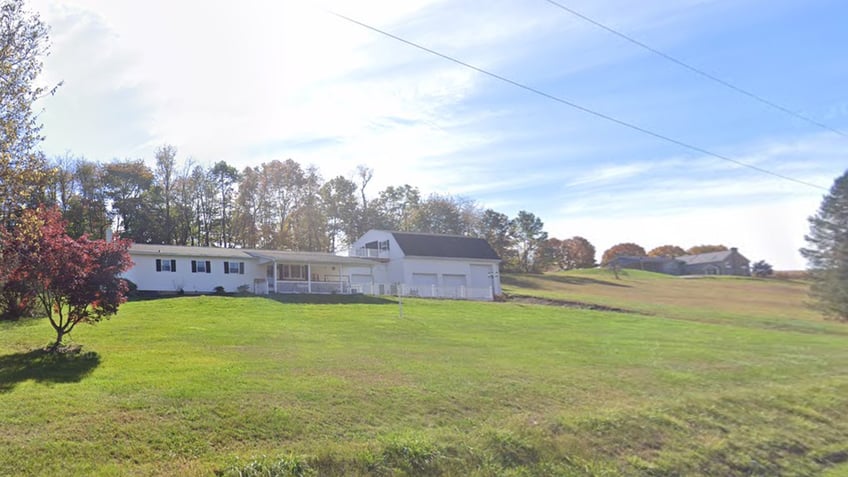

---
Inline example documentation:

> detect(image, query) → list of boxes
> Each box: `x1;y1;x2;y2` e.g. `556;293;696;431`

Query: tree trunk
49;327;65;353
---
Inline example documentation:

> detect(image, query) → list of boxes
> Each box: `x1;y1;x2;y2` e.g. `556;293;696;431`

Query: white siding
124;254;262;293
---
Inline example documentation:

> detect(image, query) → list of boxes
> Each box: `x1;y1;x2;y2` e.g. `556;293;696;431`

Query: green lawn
2;273;848;475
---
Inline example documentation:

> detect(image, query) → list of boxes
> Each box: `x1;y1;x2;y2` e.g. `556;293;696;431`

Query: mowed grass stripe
1;285;847;475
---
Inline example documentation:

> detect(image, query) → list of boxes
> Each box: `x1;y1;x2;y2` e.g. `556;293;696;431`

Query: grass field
2;271;848;475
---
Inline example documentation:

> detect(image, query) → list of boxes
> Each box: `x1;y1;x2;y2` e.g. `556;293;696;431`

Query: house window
192;260;211;273
224;261;245;275
156;259;177;273
277;264;308;280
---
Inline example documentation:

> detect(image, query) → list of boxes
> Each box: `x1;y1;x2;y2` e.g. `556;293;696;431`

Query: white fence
274;280;493;300
275;281;349;294
351;283;493;301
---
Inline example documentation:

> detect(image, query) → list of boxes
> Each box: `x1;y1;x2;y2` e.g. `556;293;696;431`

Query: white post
338;262;343;294
307;263;312;293
273;262;278;294
398;282;403;318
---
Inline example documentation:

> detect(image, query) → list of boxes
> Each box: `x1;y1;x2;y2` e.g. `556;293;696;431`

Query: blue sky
30;0;848;269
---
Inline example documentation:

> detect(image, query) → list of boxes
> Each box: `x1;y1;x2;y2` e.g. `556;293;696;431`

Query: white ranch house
124;230;502;300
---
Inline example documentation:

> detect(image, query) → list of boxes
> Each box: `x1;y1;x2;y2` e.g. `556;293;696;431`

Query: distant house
123;230;502;300
610;248;750;276
677;248;750;276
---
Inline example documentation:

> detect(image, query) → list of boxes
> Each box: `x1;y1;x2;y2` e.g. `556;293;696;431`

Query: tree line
14;149;557;272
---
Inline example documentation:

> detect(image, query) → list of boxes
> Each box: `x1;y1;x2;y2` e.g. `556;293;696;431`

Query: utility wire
541;0;847;138
327;10;827;191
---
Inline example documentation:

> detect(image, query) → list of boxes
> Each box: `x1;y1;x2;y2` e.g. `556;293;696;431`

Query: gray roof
129;244;374;266
245;249;374;266
678;250;737;265
677;249;748;265
390;231;500;260
129;243;252;259
613;255;677;264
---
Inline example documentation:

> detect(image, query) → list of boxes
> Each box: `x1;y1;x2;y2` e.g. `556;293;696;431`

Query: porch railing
275;280;349;294
351;283;493;301
273;280;493;300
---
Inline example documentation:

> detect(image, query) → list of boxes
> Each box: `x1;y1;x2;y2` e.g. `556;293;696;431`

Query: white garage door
443;274;466;287
411;273;438;297
470;265;493;299
443;274;467;298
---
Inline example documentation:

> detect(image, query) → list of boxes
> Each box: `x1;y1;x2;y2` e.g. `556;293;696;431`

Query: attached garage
442;274;467;298
470;264;494;300
411;273;438;297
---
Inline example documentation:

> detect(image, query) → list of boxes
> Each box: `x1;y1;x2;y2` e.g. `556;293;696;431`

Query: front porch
245;250;375;296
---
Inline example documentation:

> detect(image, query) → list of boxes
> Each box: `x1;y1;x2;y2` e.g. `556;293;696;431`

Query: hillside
1;274;847;476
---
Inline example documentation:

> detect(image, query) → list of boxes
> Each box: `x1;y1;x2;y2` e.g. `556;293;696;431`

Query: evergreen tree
801;170;848;321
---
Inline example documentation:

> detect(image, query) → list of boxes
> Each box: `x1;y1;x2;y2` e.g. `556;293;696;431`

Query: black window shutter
191;260;197;273
239;262;244;275
171;259;177;272
224;262;229;274
156;259;162;272
206;261;211;273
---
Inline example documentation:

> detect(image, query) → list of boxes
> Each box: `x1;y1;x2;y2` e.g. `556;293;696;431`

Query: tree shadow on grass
267;294;396;305
0;348;101;393
502;274;632;289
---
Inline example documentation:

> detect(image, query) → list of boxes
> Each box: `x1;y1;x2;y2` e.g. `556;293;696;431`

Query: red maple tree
0;206;133;351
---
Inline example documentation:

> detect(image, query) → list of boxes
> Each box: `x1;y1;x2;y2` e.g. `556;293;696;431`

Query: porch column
338;262;343;294
307;263;312;293
273;261;278;293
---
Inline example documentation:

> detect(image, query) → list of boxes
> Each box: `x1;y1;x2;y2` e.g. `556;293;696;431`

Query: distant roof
612;255;677;263
678;250;743;265
389;231;500;260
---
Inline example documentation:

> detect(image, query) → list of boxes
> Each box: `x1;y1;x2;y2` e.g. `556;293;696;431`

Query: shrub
237;284;251;295
214;286;226;295
122;278;138;298
0;279;35;321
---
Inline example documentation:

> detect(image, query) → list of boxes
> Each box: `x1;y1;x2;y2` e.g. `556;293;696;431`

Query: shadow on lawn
502;274;632;289
267;294;396;305
0;348;101;393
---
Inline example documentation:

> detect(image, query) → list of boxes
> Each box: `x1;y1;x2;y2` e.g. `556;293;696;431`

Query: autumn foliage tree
648;245;686;258
601;242;646;265
0;0;59;221
686;244;728;255
562;236;596;269
0;206;133;351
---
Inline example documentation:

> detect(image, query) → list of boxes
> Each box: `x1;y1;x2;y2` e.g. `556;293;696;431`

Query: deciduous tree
751;260;773;278
562;236;596;269
476;209;515;270
154;145;177;244
0;206;132;351
319;176;359;251
687;244;728;255
648;245;686;258
210;161;241;247
601;242;646;265
801;170;848;320
0;0;59;221
512;210;547;272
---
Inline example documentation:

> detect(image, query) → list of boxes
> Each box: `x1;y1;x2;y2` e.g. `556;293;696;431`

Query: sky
28;0;848;269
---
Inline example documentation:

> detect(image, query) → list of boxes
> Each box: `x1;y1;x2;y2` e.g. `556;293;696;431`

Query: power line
326;10;827;191
541;0;847;138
